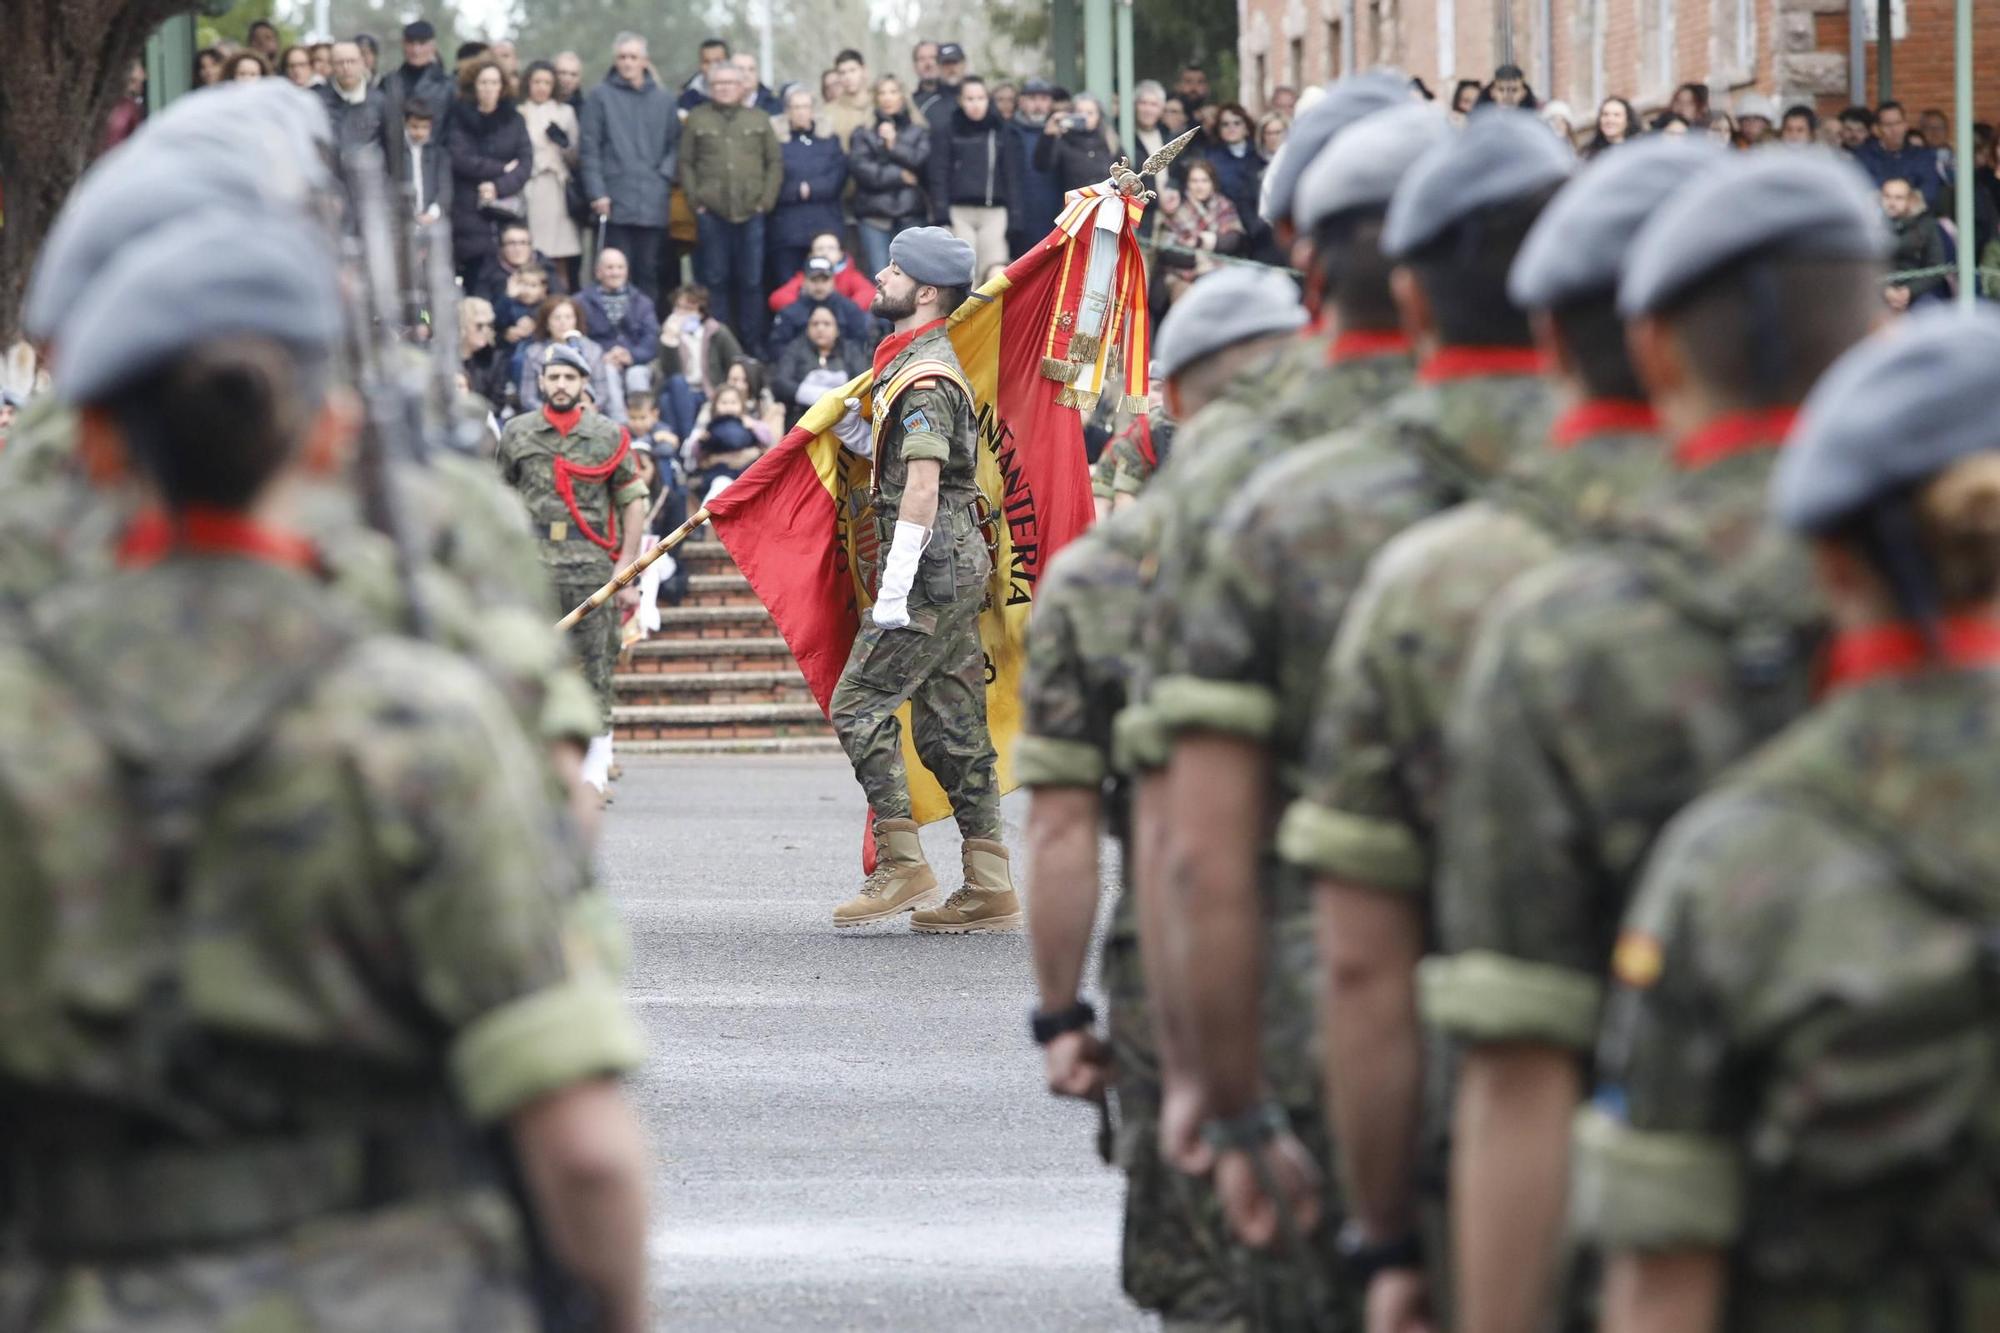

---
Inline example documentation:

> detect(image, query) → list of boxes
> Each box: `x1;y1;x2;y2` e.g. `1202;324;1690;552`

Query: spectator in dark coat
1882;175;1949;310
731;53;784;116
1033;93;1115;193
458;296;513;410
1203;102;1265;233
388;97;452;223
321;40;387;152
447;59;533;283
928;77;1022;276
379;19;453;130
576;246;662;385
773;305;872;428
847;77;933;276
1857;101;1946;207
470;221;571;308
1009;78;1065;256
580;34;682;307
770;88;850;288
769;258;873;350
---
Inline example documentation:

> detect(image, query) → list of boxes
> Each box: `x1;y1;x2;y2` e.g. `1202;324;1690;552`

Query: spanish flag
707;190;1146;855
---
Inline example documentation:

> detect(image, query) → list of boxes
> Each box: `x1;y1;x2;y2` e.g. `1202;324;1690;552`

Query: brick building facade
1238;0;1996;128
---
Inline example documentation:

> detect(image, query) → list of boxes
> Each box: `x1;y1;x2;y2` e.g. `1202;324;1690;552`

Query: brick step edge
612;702;828;724
686;572;752;591
627;636;792;660
655;605;778;625
613;737;845;756
612;670;810;694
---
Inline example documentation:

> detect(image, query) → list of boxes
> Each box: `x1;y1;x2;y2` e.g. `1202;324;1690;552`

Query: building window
1289;35;1304;87
1255;51;1268;105
1437;0;1455;82
1729;0;1755;78
1328;16;1346;76
1367;0;1384;63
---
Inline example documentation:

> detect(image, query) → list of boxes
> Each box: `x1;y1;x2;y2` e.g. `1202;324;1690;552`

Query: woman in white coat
519;60;584;288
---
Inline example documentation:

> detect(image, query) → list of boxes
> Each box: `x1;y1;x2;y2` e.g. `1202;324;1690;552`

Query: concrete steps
612;538;834;750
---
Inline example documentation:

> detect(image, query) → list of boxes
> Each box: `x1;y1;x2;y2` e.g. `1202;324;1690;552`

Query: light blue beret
1772;306;2000;532
1262;68;1410;227
1381;106;1575;259
1153;267;1306;380
57;209;341;406
889;226;977;288
1508;137;1726;309
1618;148;1889;317
1293;103;1452;233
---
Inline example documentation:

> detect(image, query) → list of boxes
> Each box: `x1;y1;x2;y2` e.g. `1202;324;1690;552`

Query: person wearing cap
1008;76;1066;255
1279;135;1717;1333
1734;91;1778;146
769;253;873;348
915;41;967;122
498;333;651;793
1577;307;2000;1333
680;60;785;358
0;207;651;1333
1140;105;1568;1292
1020;267;1307;1327
1423;148;1889;1333
379;18;452;132
823;226;1020;933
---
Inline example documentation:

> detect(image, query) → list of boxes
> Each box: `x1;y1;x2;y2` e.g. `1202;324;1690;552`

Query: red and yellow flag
707;208;1139;835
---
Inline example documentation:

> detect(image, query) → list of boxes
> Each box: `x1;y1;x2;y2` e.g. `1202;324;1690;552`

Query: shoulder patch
902;405;934;436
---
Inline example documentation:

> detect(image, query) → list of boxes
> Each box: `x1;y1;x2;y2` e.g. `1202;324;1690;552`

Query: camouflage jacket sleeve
894;382;957;465
345;643;644;1123
1015;582;1107;789
1419;565;1609;1052
611;430;650;510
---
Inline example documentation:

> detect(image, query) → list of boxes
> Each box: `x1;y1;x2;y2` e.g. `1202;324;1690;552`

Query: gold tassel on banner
1056;386;1102;412
1068;332;1102;364
1120;394;1149;413
1040;356;1083;383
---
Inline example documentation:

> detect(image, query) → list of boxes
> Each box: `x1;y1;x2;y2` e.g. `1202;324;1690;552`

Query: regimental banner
708;207;1126;840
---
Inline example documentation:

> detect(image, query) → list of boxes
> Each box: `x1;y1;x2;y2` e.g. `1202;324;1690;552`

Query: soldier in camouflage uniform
1141;107;1568;1325
0;209;651;1333
1021;270;1312;1329
496;343;650;792
1419;151;1890;1333
826;227;1020;932
1270;138;1716;1331
1579;306;2000;1333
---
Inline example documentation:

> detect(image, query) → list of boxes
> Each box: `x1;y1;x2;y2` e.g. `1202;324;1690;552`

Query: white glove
872;519;930;629
832;396;871;456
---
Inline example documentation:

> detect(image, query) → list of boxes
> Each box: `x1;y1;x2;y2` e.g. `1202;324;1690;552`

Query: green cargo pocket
853;606;939;691
918;541;957;604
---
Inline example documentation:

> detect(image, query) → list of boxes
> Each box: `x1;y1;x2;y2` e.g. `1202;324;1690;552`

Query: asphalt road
600;755;1150;1331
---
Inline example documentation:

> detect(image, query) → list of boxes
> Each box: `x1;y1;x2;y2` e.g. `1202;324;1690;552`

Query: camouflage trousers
553;572;619;731
0;1191;538;1333
829;586;1000;839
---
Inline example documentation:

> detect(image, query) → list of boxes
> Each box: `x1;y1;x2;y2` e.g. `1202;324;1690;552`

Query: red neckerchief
547;408;631;555
1328;330;1413;365
1131;416;1156;468
873;316;949;379
1549;399;1658;451
117;505;319;571
1416;346;1547;383
1673;408;1800;471
1821;616;2000;696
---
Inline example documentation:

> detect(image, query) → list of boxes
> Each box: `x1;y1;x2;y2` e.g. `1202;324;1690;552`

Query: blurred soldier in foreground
1582;308;2000;1332
1143;110;1566;1330
1021;268;1305;1329
1277;135;1716;1331
1422;150;1888;1333
0;211;651;1332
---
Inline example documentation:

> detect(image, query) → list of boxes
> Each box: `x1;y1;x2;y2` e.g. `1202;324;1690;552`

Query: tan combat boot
832;818;941;927
911;838;1024;933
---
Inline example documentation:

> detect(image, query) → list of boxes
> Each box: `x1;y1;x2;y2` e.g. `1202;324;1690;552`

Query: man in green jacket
681;62;784;357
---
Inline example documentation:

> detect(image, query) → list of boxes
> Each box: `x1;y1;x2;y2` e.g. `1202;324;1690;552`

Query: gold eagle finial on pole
1109;127;1201;202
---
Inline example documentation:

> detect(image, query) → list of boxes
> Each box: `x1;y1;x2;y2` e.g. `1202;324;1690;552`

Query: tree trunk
0;1;198;345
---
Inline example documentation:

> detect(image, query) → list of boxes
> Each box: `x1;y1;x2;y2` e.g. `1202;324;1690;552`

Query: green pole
1083;0;1114;104
145;13;196;114
1956;0;1974;306
1115;0;1136;157
1050;0;1079;96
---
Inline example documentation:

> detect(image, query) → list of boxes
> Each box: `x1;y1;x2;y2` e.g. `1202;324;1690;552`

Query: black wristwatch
1336;1221;1423;1284
1030;999;1097;1045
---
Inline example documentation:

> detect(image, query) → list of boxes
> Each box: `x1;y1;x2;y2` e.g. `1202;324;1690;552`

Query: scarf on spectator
601;287;631;327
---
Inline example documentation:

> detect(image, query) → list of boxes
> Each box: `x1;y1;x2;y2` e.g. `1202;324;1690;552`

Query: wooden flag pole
555;507;711;631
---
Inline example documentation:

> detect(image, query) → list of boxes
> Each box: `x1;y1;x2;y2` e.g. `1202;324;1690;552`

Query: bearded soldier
826;226;1020;933
497;342;649;793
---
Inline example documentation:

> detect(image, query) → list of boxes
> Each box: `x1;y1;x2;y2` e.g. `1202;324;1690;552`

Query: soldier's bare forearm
1452;1043;1583;1333
618;496;648;569
898;457;941;530
1166;733;1268;1115
1132;771;1198;1076
1315;878;1424;1239
1026;786;1104;1007
511;1079;652;1333
1601;1250;1725;1333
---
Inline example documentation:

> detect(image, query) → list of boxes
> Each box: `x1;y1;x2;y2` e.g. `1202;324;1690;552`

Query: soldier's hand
1366;1268;1434;1333
872;595;911;629
1158;1076;1214;1175
1044;1029;1110;1101
1213;1130;1321;1250
616;585;643;611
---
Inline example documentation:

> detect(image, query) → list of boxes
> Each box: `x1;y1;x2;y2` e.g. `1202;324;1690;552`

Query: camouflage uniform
1149;358;1553;1325
1421;425;1818;1065
1018;502;1244;1324
0;552;644;1332
1273;404;1664;1320
829;322;999;838
1575;660;2000;1330
496;405;649;731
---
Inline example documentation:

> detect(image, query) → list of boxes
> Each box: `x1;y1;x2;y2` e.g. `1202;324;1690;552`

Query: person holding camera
1033;92;1114;193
